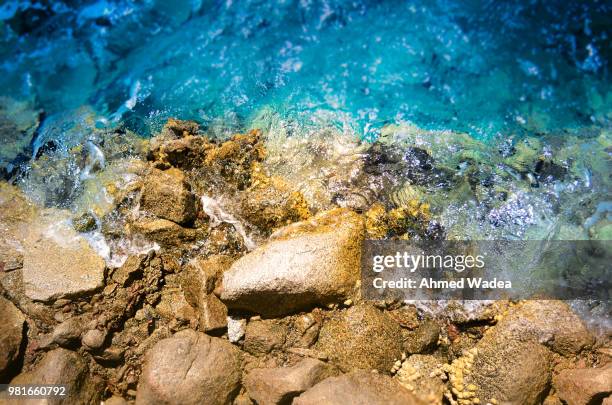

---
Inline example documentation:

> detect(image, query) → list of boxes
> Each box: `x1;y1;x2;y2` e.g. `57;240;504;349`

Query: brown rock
112;255;145;286
402;319;440;354
21;211;106;302
140;167;197;225
221;209;364;316
197;294;228;332
240;175;311;232
155;289;197;325
82;329;107;351
553;363;612;405
244;358;336;405
130;218;199;247
0;296;25;380
243;319;287;356
51;316;84;347
497;300;594;356
181;255;233;297
10;348;101;404
293;371;424;405
315;303;403;372
103;396;128;405
136;329;242;405
180;256;232;331
453;300;593;405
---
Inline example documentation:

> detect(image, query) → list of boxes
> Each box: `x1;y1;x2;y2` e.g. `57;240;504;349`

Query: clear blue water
0;0;610;139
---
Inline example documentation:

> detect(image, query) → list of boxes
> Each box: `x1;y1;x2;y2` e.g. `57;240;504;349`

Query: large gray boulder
136;329;242;405
220;208;364;316
293;371;425;405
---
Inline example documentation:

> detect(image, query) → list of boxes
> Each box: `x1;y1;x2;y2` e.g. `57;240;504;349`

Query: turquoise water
1;0;610;139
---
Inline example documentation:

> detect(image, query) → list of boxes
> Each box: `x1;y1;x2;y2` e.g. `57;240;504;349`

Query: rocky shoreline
0;118;611;405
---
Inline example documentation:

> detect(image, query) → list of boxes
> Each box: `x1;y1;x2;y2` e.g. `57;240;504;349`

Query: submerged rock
315;303;403;372
220;208;364;316
0;97;40;177
244;358;337;405
293;370;425;405
553;363;612;405
136;329;242;405
0;296;26;381
10;348;102;404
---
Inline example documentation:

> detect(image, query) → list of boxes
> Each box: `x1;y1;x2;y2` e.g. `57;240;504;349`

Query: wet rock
161;118;200;139
130;218;200;248
22;213;106;302
293;370;424;405
553;363;612;405
136;329;242;405
10;348;101;404
0;296;25;380
240;174;311;232
220;208;364;316
243;319;288;356
402;319;440;354
202;131;266;190
244;358;336;405
72;211;97;232
315;303;403;372
140;167;198;225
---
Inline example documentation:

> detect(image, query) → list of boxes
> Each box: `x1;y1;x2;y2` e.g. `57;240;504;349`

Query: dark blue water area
0;0;610;140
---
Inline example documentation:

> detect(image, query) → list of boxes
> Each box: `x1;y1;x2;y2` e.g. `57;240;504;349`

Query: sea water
0;0;609;139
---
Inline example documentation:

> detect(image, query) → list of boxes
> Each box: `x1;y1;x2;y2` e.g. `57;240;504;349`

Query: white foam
200;195;256;250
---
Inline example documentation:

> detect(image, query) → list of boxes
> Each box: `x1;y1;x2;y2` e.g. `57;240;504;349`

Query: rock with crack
293;370;425;405
220;208;364;316
9;348;102;404
136;329;242;405
244;358;337;405
0;296;26;380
